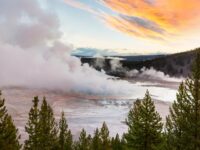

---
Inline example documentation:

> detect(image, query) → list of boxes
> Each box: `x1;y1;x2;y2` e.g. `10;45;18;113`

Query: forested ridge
80;48;199;78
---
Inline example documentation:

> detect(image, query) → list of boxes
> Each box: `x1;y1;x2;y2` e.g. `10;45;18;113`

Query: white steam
110;59;122;71
0;0;135;97
126;67;183;82
0;0;181;98
0;42;135;96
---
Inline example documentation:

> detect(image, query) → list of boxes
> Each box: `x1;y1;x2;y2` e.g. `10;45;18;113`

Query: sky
3;0;200;55
39;0;200;55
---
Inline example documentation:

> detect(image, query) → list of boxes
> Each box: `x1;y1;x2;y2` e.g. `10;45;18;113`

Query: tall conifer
125;91;163;150
91;128;101;150
38;97;58;150
166;51;200;150
24;96;40;150
0;91;21;150
75;129;91;150
59;111;73;150
100;122;111;150
111;134;123;150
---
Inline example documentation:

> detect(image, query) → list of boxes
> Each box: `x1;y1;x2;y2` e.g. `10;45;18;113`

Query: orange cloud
103;14;165;40
103;0;200;34
64;0;200;41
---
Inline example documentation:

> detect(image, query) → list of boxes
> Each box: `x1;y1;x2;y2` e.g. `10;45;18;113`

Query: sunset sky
27;0;200;54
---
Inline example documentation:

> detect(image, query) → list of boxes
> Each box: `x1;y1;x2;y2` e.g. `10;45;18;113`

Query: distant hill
107;55;165;62
78;48;200;77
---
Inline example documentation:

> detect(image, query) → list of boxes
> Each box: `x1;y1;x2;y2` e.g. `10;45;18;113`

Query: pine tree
164;83;187;150
111;134;123;150
120;134;128;150
0;91;21;150
38;97;58;150
91;128;101;150
166;51;200;150
163;116;176;150
24;96;40;150
125;91;163;150
59;111;73;150
75;129;91;150
100;122;111;150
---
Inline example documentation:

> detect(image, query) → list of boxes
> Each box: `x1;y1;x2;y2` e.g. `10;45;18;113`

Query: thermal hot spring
2;78;180;141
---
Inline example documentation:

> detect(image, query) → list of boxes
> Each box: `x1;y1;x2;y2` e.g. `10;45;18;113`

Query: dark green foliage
111;134;123;150
163;116;176;150
166;51;200;150
164;83;187;150
59;111;73;150
99;122;111;150
91;123;111;150
25;97;59;150
120;134;129;150
75;129;91;150
38;97;59;150
0;91;21;150
125;91;163;150
91;128;101;150
24;96;40;150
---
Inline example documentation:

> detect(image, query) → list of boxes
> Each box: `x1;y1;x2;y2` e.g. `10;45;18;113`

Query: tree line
0;51;200;150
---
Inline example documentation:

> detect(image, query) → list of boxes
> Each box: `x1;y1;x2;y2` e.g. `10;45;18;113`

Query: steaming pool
2;79;180;140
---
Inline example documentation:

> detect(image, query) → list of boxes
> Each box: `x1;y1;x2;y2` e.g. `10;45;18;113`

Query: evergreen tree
166;51;200;150
38;97;58;150
75;129;91;150
58;111;73;150
163;116;176;150
111;134;123;150
99;122;111;150
0;91;21;150
24;96;40;150
120;134;128;150
91;128;101;150
164;83;187;150
125;91;163;150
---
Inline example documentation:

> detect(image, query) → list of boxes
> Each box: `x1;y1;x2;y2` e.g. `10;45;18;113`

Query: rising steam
0;0;181;99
